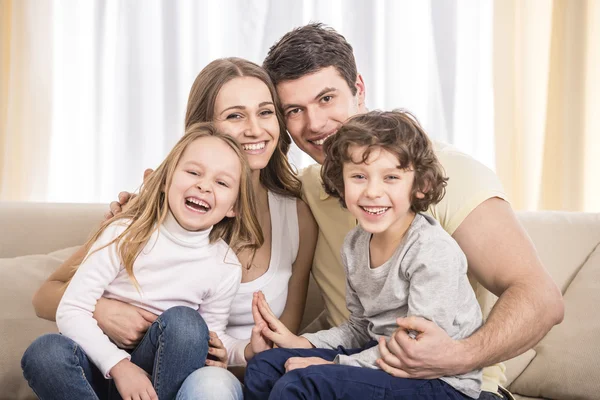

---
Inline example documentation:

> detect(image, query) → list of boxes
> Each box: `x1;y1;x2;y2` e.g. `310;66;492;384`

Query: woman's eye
260;109;274;117
226;113;242;120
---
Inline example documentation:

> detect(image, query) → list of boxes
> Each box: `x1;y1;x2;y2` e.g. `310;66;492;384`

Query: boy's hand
255;291;312;349
207;331;228;368
105;169;154;220
285;357;333;372
110;359;158;400
245;292;274;361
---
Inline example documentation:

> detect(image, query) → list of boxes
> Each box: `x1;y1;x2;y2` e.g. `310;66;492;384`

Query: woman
30;58;318;400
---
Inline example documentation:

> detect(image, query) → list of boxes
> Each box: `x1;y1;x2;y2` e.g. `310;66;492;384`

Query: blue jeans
244;342;471;400
177;366;243;400
22;306;210;400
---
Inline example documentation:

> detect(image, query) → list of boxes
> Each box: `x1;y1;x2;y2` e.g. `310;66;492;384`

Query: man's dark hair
263;23;358;94
321;110;449;213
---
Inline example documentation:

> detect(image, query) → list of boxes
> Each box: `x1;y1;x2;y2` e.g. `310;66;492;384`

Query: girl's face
213;77;280;172
168;136;241;231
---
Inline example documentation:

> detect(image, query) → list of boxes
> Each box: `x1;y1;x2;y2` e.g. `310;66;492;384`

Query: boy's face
276;66;366;164
343;145;423;238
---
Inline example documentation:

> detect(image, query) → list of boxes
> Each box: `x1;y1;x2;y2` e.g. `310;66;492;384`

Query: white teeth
361;206;389;215
186;197;210;209
242;142;266;151
311;133;335;146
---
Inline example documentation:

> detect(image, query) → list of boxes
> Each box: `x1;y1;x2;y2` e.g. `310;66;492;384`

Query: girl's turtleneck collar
160;210;212;248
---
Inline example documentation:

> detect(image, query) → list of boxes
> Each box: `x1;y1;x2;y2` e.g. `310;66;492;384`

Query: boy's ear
415;191;426;199
225;207;236;218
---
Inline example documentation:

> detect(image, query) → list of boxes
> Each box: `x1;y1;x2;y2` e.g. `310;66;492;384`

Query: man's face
276;66;366;164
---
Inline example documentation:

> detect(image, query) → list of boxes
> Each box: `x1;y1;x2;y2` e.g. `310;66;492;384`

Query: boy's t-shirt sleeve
427;144;507;236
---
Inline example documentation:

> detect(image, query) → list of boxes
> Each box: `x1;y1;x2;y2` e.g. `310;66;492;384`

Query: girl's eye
217;181;229;188
187;171;199;176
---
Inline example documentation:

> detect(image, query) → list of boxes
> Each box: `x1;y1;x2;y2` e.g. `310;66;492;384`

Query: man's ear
225;208;236;218
355;73;366;111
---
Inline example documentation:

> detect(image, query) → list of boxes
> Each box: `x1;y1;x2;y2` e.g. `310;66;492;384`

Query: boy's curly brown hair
321;110;448;213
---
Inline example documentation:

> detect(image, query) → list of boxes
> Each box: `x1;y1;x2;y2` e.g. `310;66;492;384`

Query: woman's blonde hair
185;57;301;199
80;122;263;289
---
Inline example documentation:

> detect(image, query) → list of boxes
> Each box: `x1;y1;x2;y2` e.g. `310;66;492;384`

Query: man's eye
321;95;333;103
286;108;301;117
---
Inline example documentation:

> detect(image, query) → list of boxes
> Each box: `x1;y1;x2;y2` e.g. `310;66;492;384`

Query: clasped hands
247;292;466;378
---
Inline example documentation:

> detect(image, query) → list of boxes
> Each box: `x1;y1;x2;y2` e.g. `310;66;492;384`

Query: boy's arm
380;199;564;378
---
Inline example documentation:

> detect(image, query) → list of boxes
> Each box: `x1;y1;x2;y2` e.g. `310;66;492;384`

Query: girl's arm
56;223;131;378
278;199;318;334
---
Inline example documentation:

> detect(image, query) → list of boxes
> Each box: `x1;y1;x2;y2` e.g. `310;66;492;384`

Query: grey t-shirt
303;213;483;399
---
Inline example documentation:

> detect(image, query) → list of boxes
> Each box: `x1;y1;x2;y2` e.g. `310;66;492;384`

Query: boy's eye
351;174;365;180
386;175;400;180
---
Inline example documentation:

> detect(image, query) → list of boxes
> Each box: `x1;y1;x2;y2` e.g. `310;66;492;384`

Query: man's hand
207;331;228;368
255;291;312;349
104;169;154;220
110;359;158;400
94;298;157;349
376;316;466;379
285;357;333;372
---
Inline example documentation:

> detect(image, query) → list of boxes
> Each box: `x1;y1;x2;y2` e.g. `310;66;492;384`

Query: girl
30;58;318;400
22;123;263;400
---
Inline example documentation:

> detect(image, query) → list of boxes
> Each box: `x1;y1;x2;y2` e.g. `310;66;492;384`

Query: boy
244;110;483;399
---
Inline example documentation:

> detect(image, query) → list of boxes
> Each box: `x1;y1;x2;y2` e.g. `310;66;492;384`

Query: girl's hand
207;331;228;368
255;291;312;349
285;356;334;372
110;359;157;400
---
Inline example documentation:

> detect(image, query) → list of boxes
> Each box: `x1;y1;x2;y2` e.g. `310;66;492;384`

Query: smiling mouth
360;206;390;215
242;141;266;151
185;197;211;213
308;132;336;146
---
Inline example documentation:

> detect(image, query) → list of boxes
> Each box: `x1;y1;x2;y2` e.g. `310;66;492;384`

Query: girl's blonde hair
80;122;263;288
185;57;302;199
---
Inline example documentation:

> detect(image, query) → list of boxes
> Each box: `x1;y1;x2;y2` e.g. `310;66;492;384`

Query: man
259;23;563;398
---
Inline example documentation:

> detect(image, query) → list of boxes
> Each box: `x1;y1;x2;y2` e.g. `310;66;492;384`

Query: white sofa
1;202;599;399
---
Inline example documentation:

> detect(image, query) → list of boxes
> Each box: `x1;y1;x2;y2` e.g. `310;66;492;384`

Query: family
20;23;563;400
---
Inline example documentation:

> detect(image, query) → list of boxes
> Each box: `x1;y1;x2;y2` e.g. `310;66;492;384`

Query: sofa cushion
0;246;77;400
509;244;600;399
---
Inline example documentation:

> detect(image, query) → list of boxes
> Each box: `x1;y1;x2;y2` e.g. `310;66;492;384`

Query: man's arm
379;198;564;378
452;197;563;367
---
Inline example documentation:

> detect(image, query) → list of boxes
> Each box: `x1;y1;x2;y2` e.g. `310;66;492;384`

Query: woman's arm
278;199;318;334
32;245;88;321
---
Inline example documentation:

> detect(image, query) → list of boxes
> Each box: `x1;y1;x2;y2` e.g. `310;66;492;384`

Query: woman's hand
94;298;157;349
110;359;158;400
207;331;228;368
255;291;312;349
245;292;274;361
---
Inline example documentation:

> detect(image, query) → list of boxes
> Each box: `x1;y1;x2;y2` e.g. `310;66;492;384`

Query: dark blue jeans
21;306;210;400
244;342;472;400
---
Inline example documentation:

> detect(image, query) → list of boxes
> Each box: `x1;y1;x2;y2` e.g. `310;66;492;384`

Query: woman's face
213;77;280;172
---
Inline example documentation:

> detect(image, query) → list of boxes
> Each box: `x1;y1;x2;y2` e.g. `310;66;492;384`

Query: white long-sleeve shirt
56;212;242;378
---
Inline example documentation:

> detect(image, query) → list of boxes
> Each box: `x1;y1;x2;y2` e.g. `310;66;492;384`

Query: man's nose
307;106;327;133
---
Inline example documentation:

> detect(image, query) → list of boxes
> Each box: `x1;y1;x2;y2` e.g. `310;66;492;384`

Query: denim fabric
244;342;472;400
22;306;210;400
177;366;243;400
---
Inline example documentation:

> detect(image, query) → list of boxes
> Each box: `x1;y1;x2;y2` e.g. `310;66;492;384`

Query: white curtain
1;0;494;203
